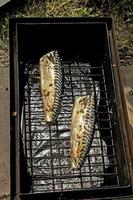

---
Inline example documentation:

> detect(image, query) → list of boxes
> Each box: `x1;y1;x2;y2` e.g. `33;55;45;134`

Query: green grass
0;0;133;67
15;0;102;17
113;15;133;58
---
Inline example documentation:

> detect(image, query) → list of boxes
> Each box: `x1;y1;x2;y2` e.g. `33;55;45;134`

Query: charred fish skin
39;50;63;124
70;94;95;170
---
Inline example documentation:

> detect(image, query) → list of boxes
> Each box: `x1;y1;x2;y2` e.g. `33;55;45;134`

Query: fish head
40;50;58;66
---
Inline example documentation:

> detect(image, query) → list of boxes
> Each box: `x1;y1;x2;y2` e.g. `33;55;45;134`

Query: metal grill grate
22;61;120;193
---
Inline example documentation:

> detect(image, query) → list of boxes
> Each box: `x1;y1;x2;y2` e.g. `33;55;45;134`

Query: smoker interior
10;18;131;200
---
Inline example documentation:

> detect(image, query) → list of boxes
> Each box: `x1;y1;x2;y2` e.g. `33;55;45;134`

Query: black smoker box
9;17;133;200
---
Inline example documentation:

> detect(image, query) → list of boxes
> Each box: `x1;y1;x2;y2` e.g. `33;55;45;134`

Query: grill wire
21;61;120;193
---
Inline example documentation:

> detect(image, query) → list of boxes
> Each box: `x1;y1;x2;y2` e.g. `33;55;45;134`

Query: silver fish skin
70;93;96;170
39;50;62;124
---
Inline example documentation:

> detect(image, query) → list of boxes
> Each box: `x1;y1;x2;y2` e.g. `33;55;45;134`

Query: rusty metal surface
121;58;133;129
107;22;133;194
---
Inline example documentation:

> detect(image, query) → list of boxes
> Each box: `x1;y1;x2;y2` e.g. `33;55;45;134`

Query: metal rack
22;61;119;193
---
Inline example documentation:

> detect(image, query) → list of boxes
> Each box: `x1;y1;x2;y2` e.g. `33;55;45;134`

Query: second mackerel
70;86;99;170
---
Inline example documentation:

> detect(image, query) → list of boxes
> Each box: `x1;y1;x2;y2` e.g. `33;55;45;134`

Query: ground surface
0;66;10;198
